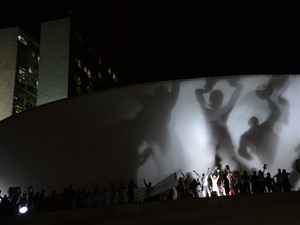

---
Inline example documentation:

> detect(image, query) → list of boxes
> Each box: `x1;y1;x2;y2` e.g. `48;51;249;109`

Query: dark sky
1;1;300;85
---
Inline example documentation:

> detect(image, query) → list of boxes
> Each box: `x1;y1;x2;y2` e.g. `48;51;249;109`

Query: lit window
84;66;87;73
87;70;91;78
98;72;102;79
98;58;102;64
108;68;112;74
77;59;82;68
17;35;27;45
28;67;33;74
76;77;81;85
19;67;26;75
113;73;118;82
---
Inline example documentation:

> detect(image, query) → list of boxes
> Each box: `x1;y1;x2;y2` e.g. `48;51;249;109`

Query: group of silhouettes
175;164;295;199
0;164;298;218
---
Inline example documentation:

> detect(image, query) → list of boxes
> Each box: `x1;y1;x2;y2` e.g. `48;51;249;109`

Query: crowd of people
0;164;298;217
0;183;129;217
175;165;295;199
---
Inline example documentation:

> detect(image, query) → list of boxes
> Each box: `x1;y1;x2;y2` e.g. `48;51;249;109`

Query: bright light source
19;206;28;214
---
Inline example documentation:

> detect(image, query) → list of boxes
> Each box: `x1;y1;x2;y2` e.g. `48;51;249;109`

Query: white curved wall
0;75;299;194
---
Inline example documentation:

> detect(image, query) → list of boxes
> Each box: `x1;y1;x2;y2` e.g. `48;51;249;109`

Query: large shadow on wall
104;83;180;184
289;143;300;189
236;76;289;171
195;78;243;170
0;82;180;192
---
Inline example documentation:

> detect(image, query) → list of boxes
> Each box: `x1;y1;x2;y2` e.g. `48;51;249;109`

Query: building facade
0;17;119;121
0;27;39;121
37;17;118;106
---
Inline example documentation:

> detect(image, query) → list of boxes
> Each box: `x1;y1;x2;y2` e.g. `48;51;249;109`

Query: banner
135;173;178;202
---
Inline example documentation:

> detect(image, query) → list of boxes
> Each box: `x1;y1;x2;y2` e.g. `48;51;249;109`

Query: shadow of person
195;78;243;170
288;143;300;189
132;83;180;155
237;82;281;167
104;82;180;183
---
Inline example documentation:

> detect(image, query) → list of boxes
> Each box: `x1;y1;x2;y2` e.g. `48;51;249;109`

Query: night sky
1;1;300;85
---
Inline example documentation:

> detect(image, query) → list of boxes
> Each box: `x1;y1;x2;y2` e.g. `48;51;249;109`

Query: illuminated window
75;76;81;85
19;67;26;75
108;68;112;74
84;66;87;73
18;35;27;45
18;67;26;83
98;72;102;79
98;58;102;64
87;70;91;78
113;73;118;82
77;59;82;68
14;105;23;113
28;67;33;74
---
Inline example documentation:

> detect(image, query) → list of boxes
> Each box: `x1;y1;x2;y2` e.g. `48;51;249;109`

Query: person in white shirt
210;170;220;196
201;168;211;197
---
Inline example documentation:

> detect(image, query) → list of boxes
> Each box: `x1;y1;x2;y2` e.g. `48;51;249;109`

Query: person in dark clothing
251;171;259;194
282;169;292;192
127;179;137;203
190;179;200;198
265;172;275;193
241;171;251;194
257;170;266;193
221;174;230;196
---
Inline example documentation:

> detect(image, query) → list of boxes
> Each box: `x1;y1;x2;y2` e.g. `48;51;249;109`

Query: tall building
37;17;119;106
0;17;119;121
0;27;39;121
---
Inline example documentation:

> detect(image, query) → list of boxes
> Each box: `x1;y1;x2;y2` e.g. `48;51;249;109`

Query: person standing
201;168;211;197
210;170;220;196
241;170;251;194
127;179;137;203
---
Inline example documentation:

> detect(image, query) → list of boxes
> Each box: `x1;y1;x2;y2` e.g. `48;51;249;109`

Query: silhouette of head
209;90;223;107
248;116;259;127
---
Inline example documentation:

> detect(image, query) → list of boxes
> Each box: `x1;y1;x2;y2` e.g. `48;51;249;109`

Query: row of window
18;67;38;87
75;58;118;82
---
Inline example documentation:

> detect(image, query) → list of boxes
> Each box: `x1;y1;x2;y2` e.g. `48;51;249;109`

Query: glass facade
68;26;118;97
13;32;39;114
